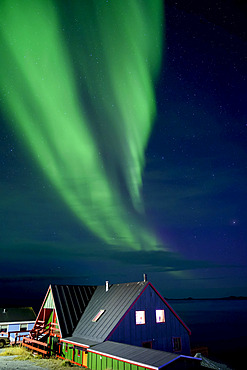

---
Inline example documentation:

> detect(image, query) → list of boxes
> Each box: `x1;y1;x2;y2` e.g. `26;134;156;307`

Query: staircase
30;320;49;340
22;320;60;357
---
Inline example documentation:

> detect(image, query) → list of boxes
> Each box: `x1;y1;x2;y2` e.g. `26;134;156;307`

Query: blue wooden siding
28;323;34;330
8;322;35;342
8;324;19;331
109;285;190;355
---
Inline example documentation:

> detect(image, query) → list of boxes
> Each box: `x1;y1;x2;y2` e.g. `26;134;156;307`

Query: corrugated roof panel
51;284;97;337
73;281;148;342
62;336;101;347
88;341;180;368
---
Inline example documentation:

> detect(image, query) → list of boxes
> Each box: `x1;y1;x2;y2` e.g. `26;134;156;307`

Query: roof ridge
50;283;97;287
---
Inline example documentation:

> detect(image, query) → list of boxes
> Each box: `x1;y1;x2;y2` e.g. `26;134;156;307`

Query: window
92;309;105;322
64;343;68;352
135;310;145;325
172;337;181;352
156;309;165;323
78;349;81;357
0;325;8;332
142;341;152;349
20;324;28;332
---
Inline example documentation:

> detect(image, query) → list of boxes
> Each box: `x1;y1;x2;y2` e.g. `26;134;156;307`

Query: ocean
168;299;247;370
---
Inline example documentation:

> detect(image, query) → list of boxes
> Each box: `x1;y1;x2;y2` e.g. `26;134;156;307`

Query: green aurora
0;0;165;251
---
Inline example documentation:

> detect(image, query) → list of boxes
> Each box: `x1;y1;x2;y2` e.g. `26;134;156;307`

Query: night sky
1;0;247;310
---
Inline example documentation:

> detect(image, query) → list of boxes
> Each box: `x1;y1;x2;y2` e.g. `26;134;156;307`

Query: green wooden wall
88;352;149;370
44;290;54;309
60;342;83;366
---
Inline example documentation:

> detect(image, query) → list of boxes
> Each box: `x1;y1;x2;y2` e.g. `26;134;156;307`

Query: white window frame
156;309;165;323
135;310;145;325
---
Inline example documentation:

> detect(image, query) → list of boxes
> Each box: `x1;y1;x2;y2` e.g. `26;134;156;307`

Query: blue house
0;307;36;344
23;278;201;369
71;280;191;354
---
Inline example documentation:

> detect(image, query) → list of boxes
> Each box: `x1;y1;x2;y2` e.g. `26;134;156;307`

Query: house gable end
31;284;97;341
44;288;55;309
149;282;191;335
108;283;191;354
30;285;62;339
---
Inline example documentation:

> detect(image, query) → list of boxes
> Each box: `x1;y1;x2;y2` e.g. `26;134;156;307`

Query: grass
0;346;32;358
0;346;80;368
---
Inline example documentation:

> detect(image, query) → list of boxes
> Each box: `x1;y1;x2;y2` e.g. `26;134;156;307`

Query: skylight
92;309;105;322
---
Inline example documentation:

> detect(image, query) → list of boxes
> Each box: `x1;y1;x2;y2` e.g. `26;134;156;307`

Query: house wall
8;324;19;332
28;323;34;330
6;323;34;332
2;322;35;342
44;290;54;309
59;341;87;367
88;351;150;370
108;285;190;355
88;352;200;370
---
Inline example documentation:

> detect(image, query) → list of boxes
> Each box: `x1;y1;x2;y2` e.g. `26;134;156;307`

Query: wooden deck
22;337;49;356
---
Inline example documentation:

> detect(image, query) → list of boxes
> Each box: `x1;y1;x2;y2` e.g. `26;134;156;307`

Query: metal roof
73;281;148;342
88;341;182;369
0;307;36;323
51;284;97;337
62;336;101;347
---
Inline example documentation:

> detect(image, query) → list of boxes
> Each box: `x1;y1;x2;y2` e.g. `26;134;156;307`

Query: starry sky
0;0;247;309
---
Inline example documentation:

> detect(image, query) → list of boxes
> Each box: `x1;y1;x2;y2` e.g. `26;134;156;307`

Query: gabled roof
71;281;191;342
0;307;36;324
39;284;97;337
51;284;97;337
72;281;148;342
62;336;100;347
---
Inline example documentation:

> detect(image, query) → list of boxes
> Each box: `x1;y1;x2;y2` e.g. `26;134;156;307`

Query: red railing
22;321;60;356
29;320;56;340
1;330;30;345
49;322;60;336
22;336;49;356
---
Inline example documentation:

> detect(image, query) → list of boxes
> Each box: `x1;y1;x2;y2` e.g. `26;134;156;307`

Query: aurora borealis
0;0;164;251
1;0;247;304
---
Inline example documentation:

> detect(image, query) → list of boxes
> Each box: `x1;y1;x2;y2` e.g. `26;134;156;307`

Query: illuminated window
136;310;145;325
92;309;105;322
172;337;181;352
156;309;165;323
